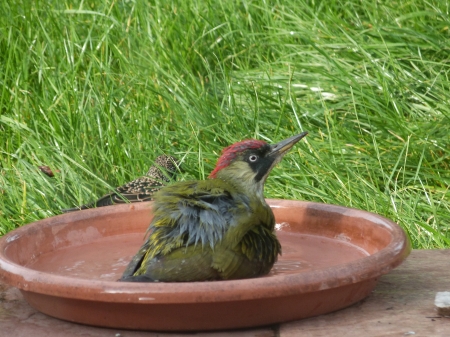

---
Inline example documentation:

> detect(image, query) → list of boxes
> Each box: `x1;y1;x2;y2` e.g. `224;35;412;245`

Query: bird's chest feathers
221;199;274;248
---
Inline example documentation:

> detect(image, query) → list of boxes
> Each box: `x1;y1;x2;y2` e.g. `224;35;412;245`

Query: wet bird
62;155;179;212
120;132;308;282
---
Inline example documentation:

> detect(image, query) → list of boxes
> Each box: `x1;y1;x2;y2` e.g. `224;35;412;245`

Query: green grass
1;0;449;248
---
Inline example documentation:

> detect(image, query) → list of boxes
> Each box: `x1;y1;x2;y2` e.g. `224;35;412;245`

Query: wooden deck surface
1;250;449;336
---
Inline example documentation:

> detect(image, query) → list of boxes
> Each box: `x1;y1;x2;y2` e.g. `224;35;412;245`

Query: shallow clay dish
0;200;410;331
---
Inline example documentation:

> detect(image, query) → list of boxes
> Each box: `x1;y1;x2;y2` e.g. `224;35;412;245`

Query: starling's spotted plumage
62;155;179;212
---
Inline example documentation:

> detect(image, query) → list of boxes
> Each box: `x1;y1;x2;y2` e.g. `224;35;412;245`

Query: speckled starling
119;132;308;282
62;155;179;212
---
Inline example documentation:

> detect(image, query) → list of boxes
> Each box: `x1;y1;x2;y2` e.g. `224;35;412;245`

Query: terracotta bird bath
0;200;410;331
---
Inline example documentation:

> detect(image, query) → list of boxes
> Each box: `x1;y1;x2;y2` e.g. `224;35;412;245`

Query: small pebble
435;292;450;316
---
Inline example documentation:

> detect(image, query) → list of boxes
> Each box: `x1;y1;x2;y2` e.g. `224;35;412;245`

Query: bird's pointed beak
270;131;308;156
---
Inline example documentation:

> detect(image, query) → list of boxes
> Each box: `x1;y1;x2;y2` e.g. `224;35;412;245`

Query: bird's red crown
208;139;267;178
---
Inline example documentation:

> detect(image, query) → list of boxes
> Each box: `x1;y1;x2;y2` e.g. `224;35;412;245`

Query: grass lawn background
1;0;449;248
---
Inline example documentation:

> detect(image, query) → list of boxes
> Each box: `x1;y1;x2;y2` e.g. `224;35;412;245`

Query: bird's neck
215;164;266;204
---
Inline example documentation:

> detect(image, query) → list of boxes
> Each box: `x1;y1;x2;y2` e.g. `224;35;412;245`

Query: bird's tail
117;275;156;282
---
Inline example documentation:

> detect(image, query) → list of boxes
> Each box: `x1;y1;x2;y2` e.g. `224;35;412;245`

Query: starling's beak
270;131;308;157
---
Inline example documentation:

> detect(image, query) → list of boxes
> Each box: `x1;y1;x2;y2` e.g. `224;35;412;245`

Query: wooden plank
280;250;450;337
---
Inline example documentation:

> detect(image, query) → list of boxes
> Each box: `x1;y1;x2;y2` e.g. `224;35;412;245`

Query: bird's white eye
249;154;259;162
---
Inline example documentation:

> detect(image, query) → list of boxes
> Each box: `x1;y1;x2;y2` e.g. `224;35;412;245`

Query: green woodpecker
120;132;308;282
62;155;179;212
